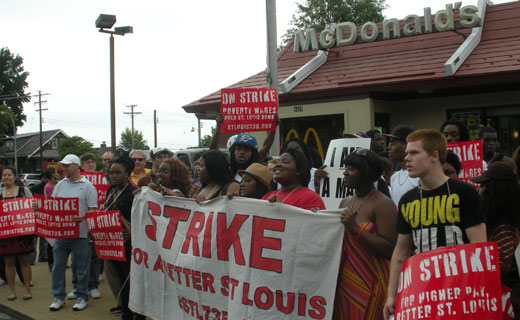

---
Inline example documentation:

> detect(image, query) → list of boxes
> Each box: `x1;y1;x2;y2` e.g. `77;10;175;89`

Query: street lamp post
95;14;133;154
1;111;17;173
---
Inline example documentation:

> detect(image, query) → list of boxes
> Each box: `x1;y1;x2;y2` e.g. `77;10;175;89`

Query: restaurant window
448;105;520;157
280;114;344;164
447;110;484;141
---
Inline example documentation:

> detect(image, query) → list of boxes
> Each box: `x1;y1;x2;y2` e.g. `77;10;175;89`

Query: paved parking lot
0;259;121;320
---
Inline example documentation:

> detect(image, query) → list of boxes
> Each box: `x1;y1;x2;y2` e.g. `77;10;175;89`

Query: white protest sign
319;138;371;209
516;244;520;278
129;187;344;320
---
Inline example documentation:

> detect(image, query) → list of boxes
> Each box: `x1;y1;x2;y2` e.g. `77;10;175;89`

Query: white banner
319;138;371;209
129;187;344;320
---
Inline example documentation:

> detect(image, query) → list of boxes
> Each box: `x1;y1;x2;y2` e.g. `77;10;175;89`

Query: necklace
350;189;375;215
418;180;452;252
3;186;17;198
275;186;302;204
103;183;129;211
398;169;409;186
201;184;220;200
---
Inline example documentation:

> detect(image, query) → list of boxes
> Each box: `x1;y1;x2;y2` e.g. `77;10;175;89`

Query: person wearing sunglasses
129;150;150;185
335;148;397;318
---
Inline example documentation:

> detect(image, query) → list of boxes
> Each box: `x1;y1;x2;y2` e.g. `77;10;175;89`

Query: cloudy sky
1;0;512;150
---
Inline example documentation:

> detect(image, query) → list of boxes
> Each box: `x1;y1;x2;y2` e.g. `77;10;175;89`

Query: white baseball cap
59;154;80;165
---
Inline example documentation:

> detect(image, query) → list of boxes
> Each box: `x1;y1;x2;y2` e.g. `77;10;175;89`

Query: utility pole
153;110;158;148
197;118;201;147
110;35;116;154
123;105;141;150
34;91;49;173
266;0;278;90
266;0;280;155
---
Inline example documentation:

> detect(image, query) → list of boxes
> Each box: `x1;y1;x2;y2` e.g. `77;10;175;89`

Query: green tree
119;127;147;151
57;136;100;160
0;48;30;128
199;126;215;148
0;104;18;144
281;0;387;48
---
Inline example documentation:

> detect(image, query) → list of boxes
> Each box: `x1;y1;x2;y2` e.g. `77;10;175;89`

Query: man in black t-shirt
383;129;487;320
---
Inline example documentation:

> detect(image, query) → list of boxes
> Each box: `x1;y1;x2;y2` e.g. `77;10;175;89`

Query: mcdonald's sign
284;127;325;159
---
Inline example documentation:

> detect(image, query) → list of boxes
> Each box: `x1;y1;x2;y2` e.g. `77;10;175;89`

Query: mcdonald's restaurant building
183;0;520;159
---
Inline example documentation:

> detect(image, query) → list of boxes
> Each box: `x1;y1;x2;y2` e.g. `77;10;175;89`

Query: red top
262;187;325;211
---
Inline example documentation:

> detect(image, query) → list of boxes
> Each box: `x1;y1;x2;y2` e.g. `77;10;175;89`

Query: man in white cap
46;154;98;311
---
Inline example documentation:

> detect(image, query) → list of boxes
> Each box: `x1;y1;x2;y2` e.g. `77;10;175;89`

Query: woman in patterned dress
335;149;397;319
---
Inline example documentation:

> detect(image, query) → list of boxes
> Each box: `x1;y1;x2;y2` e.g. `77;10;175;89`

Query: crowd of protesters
1;115;520;320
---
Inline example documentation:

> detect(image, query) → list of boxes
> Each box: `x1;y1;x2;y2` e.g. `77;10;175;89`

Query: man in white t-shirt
383;125;419;205
43;155;98;312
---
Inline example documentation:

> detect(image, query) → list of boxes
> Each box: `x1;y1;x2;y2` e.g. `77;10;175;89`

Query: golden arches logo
284;128;324;159
285;129;300;141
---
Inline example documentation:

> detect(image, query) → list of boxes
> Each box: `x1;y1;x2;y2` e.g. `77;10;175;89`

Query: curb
0;304;35;320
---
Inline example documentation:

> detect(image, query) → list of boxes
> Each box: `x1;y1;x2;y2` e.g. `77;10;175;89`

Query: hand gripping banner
129;187;344;320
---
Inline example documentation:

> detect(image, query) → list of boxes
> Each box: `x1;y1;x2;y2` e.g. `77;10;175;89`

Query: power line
159;110;197;119
34;91;50;172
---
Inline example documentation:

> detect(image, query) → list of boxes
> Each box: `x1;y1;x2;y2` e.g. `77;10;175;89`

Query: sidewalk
0;260;121;320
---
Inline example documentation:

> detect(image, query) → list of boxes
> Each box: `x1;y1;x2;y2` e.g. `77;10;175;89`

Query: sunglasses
133;158;145;162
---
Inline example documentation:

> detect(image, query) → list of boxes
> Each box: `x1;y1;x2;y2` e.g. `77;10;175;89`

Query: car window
177;154;191;170
28;175;40;180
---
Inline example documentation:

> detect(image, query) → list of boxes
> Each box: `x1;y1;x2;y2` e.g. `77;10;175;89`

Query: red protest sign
395;242;502;320
34;194;80;239
447;141;484;187
86;210;126;261
220;88;278;133
82;172;109;210
0;197;35;239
